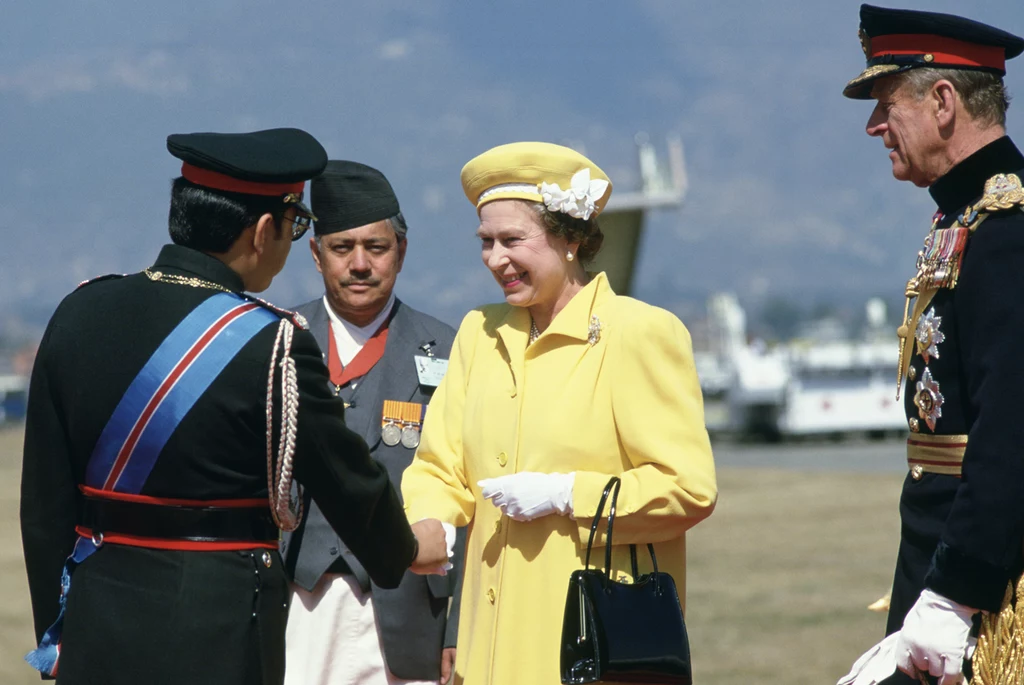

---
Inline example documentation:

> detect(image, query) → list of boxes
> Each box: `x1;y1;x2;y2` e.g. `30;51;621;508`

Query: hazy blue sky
3;0;1023;331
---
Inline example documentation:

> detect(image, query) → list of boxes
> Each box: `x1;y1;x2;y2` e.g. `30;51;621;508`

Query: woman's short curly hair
531;203;605;264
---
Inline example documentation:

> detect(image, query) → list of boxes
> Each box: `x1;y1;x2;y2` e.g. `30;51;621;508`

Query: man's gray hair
385;211;408;240
902;67;1011;128
314;212;408;248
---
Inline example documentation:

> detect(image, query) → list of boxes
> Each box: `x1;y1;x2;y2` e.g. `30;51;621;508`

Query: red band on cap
181;162;305;196
871;34;1006;71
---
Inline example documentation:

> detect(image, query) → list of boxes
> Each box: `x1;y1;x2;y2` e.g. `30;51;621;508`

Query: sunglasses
284;213;313;241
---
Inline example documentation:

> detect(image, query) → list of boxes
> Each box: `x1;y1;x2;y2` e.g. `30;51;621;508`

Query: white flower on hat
538;168;609;221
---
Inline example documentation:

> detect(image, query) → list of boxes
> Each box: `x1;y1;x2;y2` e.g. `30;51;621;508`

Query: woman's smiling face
476;199;572;309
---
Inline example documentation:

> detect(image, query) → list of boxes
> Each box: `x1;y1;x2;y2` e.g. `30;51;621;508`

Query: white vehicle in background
697;294;906;440
778;338;904;438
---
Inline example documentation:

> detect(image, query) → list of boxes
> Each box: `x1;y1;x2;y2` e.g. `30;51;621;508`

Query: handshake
409;519;457;575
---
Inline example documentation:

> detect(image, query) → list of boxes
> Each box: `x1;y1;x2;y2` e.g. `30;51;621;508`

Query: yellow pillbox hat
460;142;613;220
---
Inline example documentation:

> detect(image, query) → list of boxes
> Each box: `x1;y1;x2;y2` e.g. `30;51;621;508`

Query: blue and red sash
26;292;279;676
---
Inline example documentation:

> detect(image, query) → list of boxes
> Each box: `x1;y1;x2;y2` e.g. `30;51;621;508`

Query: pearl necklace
529;319;540;345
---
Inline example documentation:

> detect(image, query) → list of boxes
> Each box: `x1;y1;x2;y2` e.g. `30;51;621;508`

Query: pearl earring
566;251;575;262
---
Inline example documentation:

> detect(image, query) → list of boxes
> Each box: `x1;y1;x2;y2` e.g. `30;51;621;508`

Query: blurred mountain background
2;0;1022;353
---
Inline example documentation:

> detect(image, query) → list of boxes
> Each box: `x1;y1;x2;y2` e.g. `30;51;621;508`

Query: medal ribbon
380;400;424;447
327;316;391;389
403;401;425;428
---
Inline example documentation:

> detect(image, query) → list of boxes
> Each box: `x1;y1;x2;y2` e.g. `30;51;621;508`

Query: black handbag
560;476;692;684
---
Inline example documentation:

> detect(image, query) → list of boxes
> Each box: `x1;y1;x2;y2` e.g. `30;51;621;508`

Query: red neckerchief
326;314;391;389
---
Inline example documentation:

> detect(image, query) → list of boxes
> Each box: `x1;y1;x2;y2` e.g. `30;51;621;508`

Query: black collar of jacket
929;136;1024;213
153;244;246;292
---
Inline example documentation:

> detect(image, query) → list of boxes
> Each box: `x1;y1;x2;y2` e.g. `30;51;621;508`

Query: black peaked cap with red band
166;127;328;218
844;4;1024;99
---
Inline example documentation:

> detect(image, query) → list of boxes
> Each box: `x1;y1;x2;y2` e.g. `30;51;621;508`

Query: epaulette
240;293;308;330
76;273;127;289
958;173;1024;230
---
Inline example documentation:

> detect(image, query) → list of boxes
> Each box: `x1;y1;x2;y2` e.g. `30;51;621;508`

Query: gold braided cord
972;576;1024;685
895;276;918;401
144;268;234;293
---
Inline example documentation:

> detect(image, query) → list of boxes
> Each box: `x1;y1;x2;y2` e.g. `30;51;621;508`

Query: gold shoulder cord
144;268;234;294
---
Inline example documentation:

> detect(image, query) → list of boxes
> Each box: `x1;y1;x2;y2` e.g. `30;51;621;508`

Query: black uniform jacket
20;244;416;684
888;136;1024;635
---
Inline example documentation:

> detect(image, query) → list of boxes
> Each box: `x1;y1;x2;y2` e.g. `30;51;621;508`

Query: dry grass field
0;427;902;684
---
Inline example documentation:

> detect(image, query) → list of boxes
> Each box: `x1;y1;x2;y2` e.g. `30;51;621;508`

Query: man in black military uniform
20;128;450;685
837;6;1024;685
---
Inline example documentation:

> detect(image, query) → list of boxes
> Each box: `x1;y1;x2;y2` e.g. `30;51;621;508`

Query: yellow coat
402;272;717;685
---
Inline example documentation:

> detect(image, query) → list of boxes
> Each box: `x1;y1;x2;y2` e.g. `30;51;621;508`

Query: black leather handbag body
560;476;692;685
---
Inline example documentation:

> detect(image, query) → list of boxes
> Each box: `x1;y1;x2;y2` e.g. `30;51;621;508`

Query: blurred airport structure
591;133;688;295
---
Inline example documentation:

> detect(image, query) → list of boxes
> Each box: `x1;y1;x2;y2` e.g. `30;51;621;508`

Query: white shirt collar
323;293;395;368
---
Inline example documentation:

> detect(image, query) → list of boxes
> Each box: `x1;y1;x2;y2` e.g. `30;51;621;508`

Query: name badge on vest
415;356;449;387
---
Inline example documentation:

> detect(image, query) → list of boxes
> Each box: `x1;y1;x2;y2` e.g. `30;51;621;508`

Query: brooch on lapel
587;315;602;346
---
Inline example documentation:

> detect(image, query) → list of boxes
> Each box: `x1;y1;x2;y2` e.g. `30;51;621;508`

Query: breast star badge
914;307;945;363
914;367;944;431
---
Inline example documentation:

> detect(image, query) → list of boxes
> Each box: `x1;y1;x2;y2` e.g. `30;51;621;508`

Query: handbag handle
584;476;620;570
584;476;661;588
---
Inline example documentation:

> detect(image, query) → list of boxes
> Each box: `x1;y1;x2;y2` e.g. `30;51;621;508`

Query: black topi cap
311;160;402;236
844;4;1024;99
166;128;328;218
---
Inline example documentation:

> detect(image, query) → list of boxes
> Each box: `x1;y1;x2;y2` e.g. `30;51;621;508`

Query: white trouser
284;573;434;685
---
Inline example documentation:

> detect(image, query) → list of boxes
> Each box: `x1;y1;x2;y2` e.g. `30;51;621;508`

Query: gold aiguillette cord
895;276;919;402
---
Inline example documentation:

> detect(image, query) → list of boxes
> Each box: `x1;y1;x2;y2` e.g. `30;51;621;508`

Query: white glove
478;472;575;521
896;589;977;685
837;633;900;685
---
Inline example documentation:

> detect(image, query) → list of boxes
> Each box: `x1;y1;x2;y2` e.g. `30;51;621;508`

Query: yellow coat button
911;464;924;480
909;418;920;433
487;588;496;604
497;452;508;467
494;519;502;533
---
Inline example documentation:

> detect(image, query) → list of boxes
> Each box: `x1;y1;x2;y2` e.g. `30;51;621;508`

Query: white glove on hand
478;472;575;521
896;589;977;685
837;633;900;685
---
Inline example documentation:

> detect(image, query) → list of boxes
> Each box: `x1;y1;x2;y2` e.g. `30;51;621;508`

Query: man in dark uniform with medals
837;6;1024;685
281;161;463;685
20;129;451;685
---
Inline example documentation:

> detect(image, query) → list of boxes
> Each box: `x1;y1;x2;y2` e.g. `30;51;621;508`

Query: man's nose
866;104;887;137
350;247;371;271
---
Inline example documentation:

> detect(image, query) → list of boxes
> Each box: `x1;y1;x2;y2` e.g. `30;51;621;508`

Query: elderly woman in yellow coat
402;142;717;685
